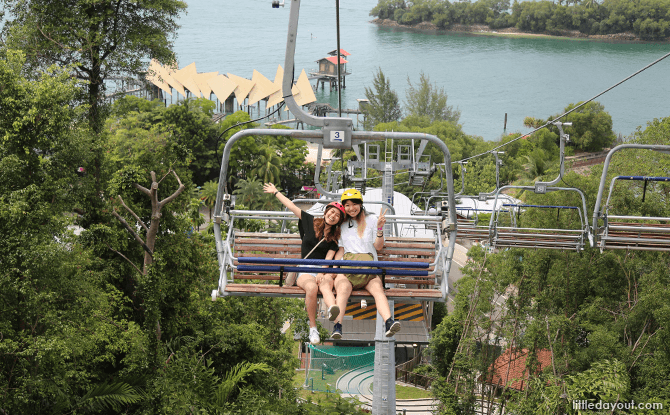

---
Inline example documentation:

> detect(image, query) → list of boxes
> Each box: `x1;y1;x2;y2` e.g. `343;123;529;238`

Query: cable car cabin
488;186;592;251
592;144;670;252
213;209;450;302
596;175;670;251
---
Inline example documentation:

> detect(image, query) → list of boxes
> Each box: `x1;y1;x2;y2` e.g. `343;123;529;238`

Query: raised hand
263;182;278;194
378;208;388;229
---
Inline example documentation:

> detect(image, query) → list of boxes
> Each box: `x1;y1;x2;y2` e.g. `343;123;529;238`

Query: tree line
371;0;670;41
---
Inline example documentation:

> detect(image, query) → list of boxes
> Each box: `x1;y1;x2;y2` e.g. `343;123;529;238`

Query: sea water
173;0;670;140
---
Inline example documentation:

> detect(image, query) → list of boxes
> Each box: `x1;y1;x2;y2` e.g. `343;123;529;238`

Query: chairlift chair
488;122;593;251
593;144;670;251
449;156;513;242
211;0;459;304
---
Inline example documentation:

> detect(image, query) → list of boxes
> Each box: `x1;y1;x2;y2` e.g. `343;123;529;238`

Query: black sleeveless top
298;211;339;259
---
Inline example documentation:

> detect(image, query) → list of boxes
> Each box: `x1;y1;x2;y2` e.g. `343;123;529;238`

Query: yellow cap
341;188;363;202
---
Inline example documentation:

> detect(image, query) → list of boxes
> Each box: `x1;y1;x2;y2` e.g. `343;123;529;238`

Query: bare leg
333;274;352;324
366;277;392;321
318;276;337;309
297;273;318;328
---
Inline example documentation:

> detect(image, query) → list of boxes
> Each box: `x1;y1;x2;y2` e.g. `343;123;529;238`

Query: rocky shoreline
371;18;653;42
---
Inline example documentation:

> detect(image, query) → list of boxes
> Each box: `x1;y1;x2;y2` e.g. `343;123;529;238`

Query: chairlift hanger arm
534;121;572;192
282;0;352;133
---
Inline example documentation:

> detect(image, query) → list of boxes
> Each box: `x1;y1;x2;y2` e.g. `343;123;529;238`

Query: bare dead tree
111;169;186;275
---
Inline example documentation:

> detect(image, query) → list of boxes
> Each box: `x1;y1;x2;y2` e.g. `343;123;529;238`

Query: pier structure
309;49;351;91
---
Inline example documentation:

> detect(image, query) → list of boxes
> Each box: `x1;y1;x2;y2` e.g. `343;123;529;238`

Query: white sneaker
309;327;320;345
327;305;340;321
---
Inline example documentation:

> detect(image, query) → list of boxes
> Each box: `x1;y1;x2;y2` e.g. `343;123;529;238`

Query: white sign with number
330;130;345;142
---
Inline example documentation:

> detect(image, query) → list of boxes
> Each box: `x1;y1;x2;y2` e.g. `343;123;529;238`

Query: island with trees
370;0;670;41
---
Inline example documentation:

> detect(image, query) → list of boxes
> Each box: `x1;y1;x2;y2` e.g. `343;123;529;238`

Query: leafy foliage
370;0;670;40
405;71;460;124
362;67;402;129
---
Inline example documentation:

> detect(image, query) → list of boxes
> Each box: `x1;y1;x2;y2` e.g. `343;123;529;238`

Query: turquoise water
174;0;670;140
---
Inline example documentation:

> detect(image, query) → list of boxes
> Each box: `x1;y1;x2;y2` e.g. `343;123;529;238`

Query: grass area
396;384;433;400
293;370;345;400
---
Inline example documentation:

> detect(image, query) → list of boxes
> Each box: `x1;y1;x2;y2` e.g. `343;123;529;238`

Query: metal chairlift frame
593;144;670;251
211;2;459;413
447;158;515;241
409;163;447;215
487;122;593;251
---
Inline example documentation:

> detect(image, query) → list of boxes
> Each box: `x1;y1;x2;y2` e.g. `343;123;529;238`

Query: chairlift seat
599;216;670;251
596;173;670;251
490;201;590;251
592;145;670;251
224;231;443;302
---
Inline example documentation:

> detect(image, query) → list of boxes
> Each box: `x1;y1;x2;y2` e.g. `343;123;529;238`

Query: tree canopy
370;0;670;40
362;67;402;129
1;0;187;132
405;71;461;124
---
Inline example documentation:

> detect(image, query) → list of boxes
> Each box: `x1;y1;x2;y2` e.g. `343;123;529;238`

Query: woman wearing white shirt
330;188;401;340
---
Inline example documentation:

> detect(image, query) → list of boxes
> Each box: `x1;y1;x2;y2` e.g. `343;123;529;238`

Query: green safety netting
304;345;375;393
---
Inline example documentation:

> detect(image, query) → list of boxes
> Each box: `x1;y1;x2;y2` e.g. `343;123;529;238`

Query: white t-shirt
338;214;379;261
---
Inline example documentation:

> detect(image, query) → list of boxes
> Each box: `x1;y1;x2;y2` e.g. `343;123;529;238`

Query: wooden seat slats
599;221;670;251
223;283;444;301
226;231;442;299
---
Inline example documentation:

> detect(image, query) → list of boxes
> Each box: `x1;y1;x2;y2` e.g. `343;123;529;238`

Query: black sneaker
331;322;342;340
385;318;401;337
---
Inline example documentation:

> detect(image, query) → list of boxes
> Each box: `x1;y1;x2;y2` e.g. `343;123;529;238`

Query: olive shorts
342;252;378;289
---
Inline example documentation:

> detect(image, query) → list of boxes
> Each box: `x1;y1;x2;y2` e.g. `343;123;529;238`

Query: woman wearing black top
263;183;345;345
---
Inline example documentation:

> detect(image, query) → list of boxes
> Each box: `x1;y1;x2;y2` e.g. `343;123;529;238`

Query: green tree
233;178;265;210
162;97;221;184
554;101;616;152
106;96;221;186
429;314;462;379
262;126;310;194
2;0;186;134
362;67;402;130
0;49;148;414
3;0;187;228
202;179;219;221
251;146;282;184
405;71;460;124
370;0;408;20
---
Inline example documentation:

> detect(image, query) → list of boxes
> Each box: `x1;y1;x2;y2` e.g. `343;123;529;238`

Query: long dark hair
314;205;343;243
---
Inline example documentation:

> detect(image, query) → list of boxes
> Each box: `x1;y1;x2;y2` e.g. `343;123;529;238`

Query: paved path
336;368;439;415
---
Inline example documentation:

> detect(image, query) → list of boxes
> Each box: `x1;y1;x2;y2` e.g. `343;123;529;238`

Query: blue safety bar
503;204;579;210
237;257;430;269
615;176;670;182
237;265;429;277
605;175;670;206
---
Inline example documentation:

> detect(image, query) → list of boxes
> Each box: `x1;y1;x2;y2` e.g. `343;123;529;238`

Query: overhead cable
454;49;670;165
